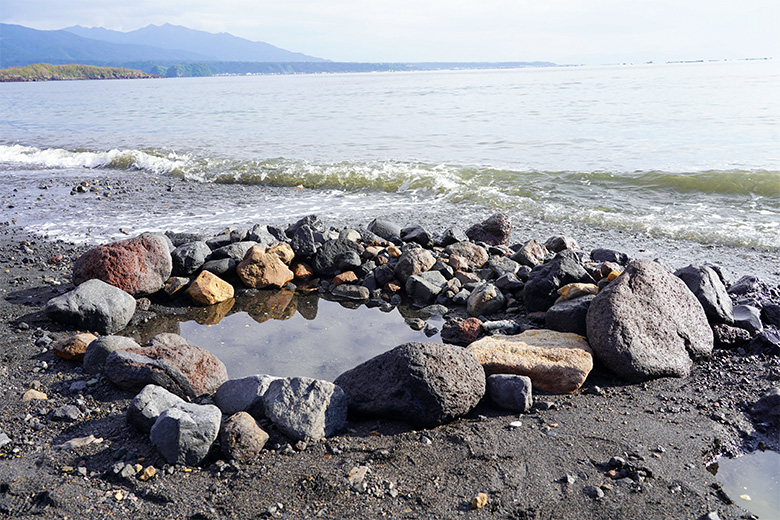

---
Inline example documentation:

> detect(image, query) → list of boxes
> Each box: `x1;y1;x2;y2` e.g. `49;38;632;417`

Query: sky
2;0;778;64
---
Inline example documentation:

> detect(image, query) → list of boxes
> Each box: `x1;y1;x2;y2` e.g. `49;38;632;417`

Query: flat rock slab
335;342;485;428
44;279;136;335
73;234;172;296
467;329;593;394
586;260;714;381
103;333;228;399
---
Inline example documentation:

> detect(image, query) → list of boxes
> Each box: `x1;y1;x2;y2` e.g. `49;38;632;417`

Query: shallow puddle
707;450;780;518
128;290;442;381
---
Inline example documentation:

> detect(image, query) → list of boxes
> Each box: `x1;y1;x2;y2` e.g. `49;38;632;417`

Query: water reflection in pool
129;289;442;382
708;450;780;519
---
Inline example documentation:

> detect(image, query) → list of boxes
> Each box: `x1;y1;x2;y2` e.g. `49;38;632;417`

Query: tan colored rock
445;242;488;270
557;283;599;301
22;389;48;402
220;411;269;462
193;298;235;325
237;246;294;289
333;271;358;286
467;329;593;394
186;271;235;305
267;243;295;265
291;262;314;280
53;333;98;361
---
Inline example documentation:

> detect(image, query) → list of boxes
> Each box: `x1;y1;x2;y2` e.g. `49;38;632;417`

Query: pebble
50;404;82;422
21;389;47;402
471;492;488;510
0;433;10;448
583;485;604;499
509;421;523;429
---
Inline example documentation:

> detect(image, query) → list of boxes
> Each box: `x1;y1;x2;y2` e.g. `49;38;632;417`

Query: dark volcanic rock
523;250;594;312
210;241;257;262
712;323;752;350
286;215;325;238
290;224;319;257
367;219;402;243
401;225;434;248
751;387;780;425
465;213;511;246
591;248;630;265
73;234;172;295
405;271;448;305
171;241;211;276
441;317;484;346
313;239;365;277
545;295;595;337
487;374;533;413
45;279;136;335
586;260;714;381
674;264;734;324
334;342;485;428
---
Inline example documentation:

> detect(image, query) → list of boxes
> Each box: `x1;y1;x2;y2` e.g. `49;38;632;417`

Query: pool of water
128;290;443;381
708;450;780;519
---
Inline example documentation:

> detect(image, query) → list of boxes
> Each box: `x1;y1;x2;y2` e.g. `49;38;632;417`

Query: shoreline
1;213;778;518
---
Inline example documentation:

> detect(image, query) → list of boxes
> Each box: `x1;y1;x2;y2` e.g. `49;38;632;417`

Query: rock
214;375;280;417
52;333;97;361
674;265;734;324
286;215;325;237
237;245;294;289
394;248;436;284
467;330;593;394
291;262;314;281
331;284;370;302
465;213;511;245
206;233;233;250
467;283;506;317
0;433;10;449
220;411;270;462
544;236;579;253
583;485;604;499
45;279;136;335
185;270;235;305
73;235;172;295
749;329;780;355
712;324;752;350
495;273;524;292
445;242;489;270
334;342;485;428
523;250;594;312
586;260;714;381
163;276;190;297
103;333;228;399
50;405;82;422
557;283;598;301
267;242;295;265
441;317;484;346
471;493;489;510
511;240;549;267
332;271;358;286
545;295;595;337
488;256;520;278
313;239;365;277
248;224;282;246
763;304;780;328
405;270;448;304
127;384;185;433
401;225;434;248
751;387;780;424
727;275;764;297
290;225;319;257
165;231;208;247
200;258;237;277
733;305;763;335
150;402;221;466
487;374;533;413
22;389;48;402
434;227;468;247
171;241;211;276
262;377;348;442
367;219;402;243
210;241;257;262
591;248;629;265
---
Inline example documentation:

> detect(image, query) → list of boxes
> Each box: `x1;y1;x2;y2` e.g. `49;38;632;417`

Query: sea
1;59;779;274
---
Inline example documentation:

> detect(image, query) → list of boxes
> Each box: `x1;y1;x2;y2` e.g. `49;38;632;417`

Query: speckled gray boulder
586;260;713;381
150;402;221;466
334;342;485;428
262;377;347;442
127;384;185;433
171;241;211;276
214;374;280;417
45;279;136;335
83;335;140;374
674;264;733;324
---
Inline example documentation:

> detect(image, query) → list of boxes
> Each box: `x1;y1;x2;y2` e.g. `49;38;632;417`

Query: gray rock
45;279;136;335
262;377;348;442
165;231;208;247
214;375;280;417
406;270;448;304
400;225;434;248
511;239;548;267
749;329;780;355
751;387;780;424
712;323;752;350
394;247;436;284
0;433;10;449
487;374;533;413
467;283;506;317
544;236;579;253
210;241;257;262
286;215;325;238
331;284;370;302
586;260;714;381
445;242;489;270
314;239;365;277
150;402;222;466
465;213;511;246
171;241;211;276
248;224;282;246
762;304;780;328
733;305;763;335
674;264;734;324
727;275;764;296
205;233;233;249
434;227;467;247
83;335;140;374
545;295;595;337
201;258;237;277
488;256;520;278
50;405;81;422
334;342;485;428
290;224;319;257
523;250;594;312
127;384;185;433
495;273;524;292
591;248;629;265
367;219;402;243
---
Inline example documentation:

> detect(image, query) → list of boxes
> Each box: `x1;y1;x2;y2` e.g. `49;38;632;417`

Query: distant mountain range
0;23;327;68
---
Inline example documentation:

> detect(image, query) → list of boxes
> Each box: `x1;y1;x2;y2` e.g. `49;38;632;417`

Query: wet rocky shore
0;211;778;520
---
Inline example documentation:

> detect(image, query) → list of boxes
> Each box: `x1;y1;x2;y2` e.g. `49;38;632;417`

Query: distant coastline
0;63;158;82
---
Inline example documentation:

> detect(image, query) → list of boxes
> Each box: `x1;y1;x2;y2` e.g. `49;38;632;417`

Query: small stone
50;404;82;422
52;333;98;361
509;421;523;429
471;492;489;510
332;271;358;286
348;466;370;492
583;485;604;499
22;389;48;402
0;433;12;448
138;466;157;481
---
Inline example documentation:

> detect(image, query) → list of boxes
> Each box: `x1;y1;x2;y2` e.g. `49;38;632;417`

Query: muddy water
708;450;780;518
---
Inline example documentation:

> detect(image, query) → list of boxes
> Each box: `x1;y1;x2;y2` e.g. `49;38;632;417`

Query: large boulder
334;342;485;428
523;250;594;312
150;402;221;466
262;377;348;442
73;235;172;295
236;244;294;289
674;264;734;324
83;335;140;374
467;330;593;394
213;375;280;417
586;260;714;381
127;384;185;433
45;279;136;334
465;213;511;246
185;270;234;305
103;333;228;399
545;295;595;337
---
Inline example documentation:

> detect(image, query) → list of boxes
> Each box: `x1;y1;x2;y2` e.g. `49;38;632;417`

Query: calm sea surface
1;60;779;248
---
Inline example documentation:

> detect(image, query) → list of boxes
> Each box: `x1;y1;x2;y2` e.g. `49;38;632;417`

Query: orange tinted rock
237;246;294;289
333;271;358;286
186;271;234;305
291;262;314;280
267;243;295;265
53;333;98;361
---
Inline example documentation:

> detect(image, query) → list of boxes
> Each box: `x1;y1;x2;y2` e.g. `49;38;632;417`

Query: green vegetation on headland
0;63;157;82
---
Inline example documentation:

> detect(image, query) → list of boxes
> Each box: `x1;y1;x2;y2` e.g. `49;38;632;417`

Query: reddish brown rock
267;243;295;265
445;242;489;270
291;262;314;280
186;270;235;305
52;332;98;361
73;235;172;295
237;245;294;289
441;317;484;346
333;271;358;286
103;333;228;399
467;329;593;394
465;213;512;246
394;248;436;283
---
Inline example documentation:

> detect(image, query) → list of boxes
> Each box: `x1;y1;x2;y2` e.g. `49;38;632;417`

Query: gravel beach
1;176;779;519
